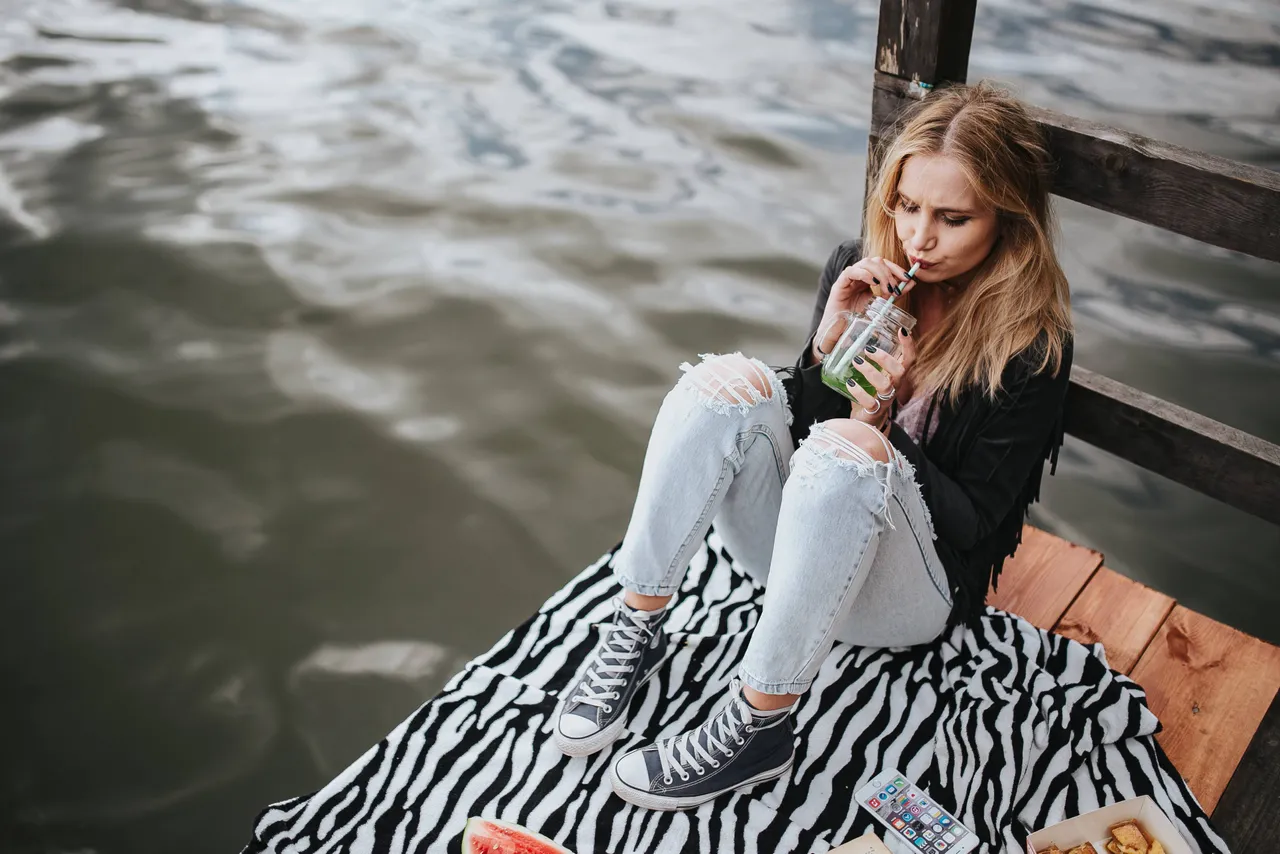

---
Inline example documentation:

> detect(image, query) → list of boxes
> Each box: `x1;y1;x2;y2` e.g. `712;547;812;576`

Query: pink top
894;390;938;445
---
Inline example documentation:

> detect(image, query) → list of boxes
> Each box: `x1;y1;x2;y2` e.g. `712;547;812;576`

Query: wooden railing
868;0;1280;526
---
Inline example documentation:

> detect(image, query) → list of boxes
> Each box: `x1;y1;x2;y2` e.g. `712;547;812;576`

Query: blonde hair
863;81;1072;403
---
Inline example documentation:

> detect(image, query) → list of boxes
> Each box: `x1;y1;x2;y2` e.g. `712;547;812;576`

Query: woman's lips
908;256;936;270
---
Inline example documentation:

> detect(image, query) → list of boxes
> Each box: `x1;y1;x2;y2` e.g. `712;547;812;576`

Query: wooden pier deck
992;526;1280;850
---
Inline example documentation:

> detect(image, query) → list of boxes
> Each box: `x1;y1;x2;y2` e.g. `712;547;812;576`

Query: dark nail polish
892;284;903;296
872;277;880;285
901;327;911;336
853;356;865;365
865;345;878;354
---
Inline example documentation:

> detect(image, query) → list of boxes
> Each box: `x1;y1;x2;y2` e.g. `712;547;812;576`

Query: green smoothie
821;356;883;399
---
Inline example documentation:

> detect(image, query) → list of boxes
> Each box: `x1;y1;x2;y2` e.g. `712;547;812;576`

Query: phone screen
858;772;974;852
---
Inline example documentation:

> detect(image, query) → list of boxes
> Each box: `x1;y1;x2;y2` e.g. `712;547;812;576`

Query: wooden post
865;0;977;219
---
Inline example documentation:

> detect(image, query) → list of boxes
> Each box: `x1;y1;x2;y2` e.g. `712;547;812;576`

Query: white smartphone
854;769;980;854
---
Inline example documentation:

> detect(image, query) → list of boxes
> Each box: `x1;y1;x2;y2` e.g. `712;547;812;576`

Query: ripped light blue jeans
611;352;954;696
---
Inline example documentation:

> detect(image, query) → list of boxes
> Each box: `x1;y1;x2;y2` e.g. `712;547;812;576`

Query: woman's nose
908;223;936;254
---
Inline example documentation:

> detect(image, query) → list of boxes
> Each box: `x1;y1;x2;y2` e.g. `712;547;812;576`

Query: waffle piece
1109;821;1149;854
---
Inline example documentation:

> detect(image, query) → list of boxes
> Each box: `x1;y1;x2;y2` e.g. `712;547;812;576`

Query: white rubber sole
552;658;662;758
608;754;794;811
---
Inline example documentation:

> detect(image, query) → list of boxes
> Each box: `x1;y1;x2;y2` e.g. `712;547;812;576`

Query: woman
552;82;1074;813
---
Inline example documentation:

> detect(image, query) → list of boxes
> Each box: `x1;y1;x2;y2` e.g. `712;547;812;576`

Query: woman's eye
942;216;970;228
898;200;919;213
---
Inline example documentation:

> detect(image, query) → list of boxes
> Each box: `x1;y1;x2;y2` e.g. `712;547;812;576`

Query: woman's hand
813;257;917;356
847;326;916;430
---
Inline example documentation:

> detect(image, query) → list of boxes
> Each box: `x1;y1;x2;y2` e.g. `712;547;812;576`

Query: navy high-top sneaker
553;595;671;757
609;676;796;811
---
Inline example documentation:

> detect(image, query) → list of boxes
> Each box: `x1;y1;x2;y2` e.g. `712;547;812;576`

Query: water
0;0;1276;849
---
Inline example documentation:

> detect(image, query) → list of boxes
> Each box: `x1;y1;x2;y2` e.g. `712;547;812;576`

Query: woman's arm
799;239;864;368
888;340;1073;551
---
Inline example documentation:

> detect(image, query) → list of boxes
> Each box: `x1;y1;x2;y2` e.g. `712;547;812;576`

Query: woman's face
893;154;999;287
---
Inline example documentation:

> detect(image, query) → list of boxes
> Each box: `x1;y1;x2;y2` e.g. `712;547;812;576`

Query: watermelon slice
461;817;575;854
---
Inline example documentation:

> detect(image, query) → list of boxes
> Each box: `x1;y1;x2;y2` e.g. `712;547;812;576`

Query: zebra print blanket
244;529;1229;854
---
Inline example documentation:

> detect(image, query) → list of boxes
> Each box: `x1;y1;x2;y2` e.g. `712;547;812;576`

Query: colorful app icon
929;808;942;818
939;817;951;826
943;833;956;843
892;819;906;830
923;831;935;840
893;777;906;788
904;829;917;839
914;840;927;849
908;791;918;799
880;792;889;801
919;799;930;808
886;785;898;794
934;842;946;850
868;798;881;808
910;806;923;816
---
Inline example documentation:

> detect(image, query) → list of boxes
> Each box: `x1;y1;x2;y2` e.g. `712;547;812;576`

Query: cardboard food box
827;833;892;854
1025;796;1190;854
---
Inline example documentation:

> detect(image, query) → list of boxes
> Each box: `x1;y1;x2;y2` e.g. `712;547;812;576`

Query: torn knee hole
805;429;882;467
678;355;776;409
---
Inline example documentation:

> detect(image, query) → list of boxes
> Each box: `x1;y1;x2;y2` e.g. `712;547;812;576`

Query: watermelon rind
462;816;574;854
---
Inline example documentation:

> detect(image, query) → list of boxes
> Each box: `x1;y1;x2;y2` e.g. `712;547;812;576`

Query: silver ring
877;388;896;401
861;398;882;416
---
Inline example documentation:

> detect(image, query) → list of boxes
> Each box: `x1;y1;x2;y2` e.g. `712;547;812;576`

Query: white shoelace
656;690;752;784
571;599;659;713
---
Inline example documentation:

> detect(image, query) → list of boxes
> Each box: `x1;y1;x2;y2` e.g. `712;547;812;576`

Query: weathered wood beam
1065;367;1280;526
873;0;977;84
870;73;1280;263
1038;108;1280;263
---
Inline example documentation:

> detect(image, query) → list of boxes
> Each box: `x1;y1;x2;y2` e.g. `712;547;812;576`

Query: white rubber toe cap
557;713;600;739
613;751;651;789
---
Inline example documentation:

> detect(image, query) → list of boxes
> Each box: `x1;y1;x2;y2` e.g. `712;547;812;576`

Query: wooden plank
1129;606;1280;814
986;526;1102;631
873;0;977;84
1065;367;1280;527
869;71;928;131
1053;567;1174;674
868;75;1280;263
1034;107;1280;264
1212;692;1280;851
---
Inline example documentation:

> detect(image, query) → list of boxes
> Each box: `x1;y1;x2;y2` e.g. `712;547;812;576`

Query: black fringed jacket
776;239;1073;628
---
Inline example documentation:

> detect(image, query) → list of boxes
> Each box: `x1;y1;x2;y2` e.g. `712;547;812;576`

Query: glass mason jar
818;298;918;402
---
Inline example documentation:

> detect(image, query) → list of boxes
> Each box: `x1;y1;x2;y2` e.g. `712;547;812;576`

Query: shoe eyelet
709;760;720;768
679;773;690;782
735;737;744;745
663;776;672;784
745;725;755;732
725;750;734;757
604;705;613;713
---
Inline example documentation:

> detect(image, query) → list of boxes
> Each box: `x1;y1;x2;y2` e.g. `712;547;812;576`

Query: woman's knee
804;418;893;464
676;352;782;411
